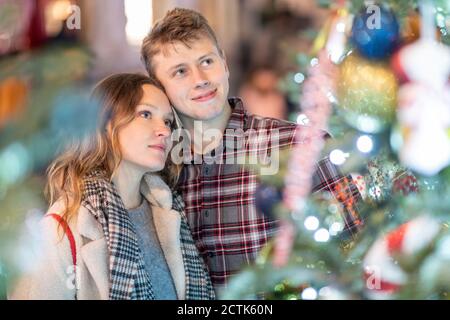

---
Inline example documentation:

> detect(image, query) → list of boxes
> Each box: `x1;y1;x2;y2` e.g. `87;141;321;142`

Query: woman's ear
105;121;112;134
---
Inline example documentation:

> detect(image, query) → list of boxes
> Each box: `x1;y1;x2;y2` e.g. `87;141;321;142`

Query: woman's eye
173;68;186;77
139;111;152;119
165;119;173;128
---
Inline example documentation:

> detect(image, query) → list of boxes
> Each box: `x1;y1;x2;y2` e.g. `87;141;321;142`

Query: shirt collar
226;97;248;131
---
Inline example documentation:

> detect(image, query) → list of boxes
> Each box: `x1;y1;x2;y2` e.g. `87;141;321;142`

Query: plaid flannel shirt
177;98;363;293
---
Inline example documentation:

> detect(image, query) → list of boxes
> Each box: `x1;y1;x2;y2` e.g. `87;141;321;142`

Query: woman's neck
112;161;146;210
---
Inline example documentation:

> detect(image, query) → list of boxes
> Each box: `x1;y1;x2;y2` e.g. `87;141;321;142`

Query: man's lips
191;89;217;102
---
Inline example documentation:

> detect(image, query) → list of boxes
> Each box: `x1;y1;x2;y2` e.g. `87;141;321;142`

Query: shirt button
208;252;214;258
204;210;209;217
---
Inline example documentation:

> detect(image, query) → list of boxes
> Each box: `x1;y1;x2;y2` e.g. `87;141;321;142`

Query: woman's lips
192;89;217;102
148;145;166;152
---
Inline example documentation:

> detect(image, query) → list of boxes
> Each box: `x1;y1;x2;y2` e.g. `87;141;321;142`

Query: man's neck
181;101;232;155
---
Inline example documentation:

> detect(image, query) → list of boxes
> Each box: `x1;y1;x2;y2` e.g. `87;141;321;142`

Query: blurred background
0;0;327;297
3;0;450;300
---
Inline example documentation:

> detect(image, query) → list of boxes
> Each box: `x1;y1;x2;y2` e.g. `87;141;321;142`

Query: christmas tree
0;0;92;298
224;0;450;300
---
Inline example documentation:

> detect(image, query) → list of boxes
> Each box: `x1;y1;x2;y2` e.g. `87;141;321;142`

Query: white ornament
398;84;450;176
402;215;441;255
398;39;450;90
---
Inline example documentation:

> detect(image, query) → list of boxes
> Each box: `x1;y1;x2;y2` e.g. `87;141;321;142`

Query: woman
11;73;215;300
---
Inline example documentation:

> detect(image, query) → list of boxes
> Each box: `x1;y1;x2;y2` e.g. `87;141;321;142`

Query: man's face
153;36;230;124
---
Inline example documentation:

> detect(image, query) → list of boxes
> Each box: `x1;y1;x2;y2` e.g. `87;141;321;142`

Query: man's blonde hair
141;8;223;81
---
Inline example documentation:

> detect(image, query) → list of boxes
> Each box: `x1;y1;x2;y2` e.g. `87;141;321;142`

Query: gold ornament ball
337;53;398;133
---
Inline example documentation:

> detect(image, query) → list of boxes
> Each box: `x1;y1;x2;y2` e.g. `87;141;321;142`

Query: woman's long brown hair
45;73;181;224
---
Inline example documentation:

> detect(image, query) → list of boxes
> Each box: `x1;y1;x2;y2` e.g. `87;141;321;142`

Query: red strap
47;214;77;267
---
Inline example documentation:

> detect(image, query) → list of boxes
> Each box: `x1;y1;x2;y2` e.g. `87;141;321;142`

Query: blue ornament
255;183;282;220
351;6;400;60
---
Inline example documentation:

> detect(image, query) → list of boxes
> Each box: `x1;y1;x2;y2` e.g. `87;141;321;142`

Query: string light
329;149;349;165
296;113;310;125
329;222;344;236
301;287;318;300
304;216;320;231
357;135;374;153
294;73;305;84
319;286;332;298
314;228;330;242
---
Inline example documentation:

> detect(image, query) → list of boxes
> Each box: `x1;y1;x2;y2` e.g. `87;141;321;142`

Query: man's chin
195;110;225;121
177;101;228;123
194;102;228;118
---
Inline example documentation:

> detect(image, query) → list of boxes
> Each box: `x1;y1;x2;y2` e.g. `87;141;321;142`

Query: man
141;8;362;294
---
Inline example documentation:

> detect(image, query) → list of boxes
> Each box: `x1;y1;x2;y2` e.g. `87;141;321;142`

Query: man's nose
192;68;210;89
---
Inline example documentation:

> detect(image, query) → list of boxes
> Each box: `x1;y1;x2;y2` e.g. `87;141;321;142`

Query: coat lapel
77;206;109;299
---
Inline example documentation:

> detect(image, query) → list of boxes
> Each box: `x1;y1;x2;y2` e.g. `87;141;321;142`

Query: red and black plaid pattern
178;98;363;293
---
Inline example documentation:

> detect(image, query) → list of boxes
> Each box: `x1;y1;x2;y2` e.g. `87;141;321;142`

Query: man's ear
221;50;230;77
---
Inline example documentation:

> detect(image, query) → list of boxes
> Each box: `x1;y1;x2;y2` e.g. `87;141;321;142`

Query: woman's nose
155;123;171;138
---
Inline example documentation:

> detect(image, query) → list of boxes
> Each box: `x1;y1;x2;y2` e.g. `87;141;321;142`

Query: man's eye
201;58;213;66
139;111;152;119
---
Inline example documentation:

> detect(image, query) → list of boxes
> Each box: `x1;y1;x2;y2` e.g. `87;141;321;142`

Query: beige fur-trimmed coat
10;175;191;300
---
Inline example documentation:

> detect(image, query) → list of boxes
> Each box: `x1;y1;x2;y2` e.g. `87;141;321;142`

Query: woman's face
117;84;174;173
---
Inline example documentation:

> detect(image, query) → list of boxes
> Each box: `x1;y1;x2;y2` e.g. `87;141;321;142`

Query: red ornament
391;49;411;84
392;172;419;196
386;222;409;253
363;216;441;298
